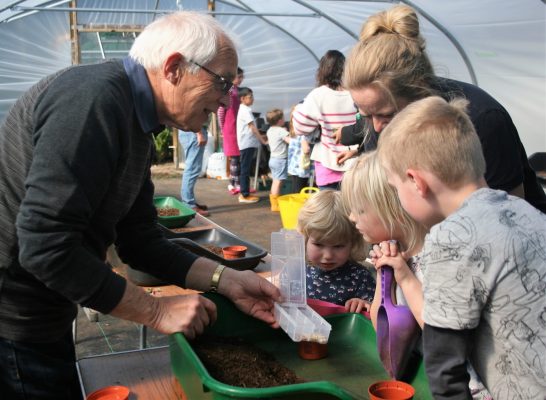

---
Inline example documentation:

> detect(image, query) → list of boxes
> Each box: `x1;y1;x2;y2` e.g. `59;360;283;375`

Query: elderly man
0;12;280;400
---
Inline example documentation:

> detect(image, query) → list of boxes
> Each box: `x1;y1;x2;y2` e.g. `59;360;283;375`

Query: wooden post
69;0;80;65
207;0;221;154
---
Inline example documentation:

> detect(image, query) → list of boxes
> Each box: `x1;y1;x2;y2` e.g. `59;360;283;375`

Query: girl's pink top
219;86;240;157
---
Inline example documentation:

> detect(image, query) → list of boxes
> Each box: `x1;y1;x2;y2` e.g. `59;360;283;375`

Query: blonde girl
341;151;426;327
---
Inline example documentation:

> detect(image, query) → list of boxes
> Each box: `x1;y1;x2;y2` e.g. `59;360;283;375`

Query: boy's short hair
378;96;486;188
237;67;244;75
266;108;284;126
238;87;252;99
341;151;426;254
297;190;366;261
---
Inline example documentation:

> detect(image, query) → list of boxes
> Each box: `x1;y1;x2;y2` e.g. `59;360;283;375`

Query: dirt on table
191;336;304;388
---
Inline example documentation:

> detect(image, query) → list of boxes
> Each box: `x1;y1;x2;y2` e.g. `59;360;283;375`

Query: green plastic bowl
154;196;196;228
170;293;432;400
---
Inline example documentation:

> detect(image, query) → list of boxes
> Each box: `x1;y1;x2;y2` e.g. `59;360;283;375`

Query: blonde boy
266;108;290;212
377;96;546;399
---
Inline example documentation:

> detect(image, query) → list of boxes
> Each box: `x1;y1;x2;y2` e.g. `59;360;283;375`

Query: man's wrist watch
209;264;226;292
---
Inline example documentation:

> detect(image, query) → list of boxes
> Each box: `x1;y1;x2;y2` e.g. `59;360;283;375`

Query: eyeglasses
189;60;233;95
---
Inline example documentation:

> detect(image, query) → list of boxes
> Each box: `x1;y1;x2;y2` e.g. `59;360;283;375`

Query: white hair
129;11;236;72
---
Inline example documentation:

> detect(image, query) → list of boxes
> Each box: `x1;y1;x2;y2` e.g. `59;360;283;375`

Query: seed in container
157;207;180;217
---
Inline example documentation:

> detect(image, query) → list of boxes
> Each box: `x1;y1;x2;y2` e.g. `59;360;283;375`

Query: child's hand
301;139;311;154
378;240;400;256
369;240;399;263
345;298;371;314
373;242;413;285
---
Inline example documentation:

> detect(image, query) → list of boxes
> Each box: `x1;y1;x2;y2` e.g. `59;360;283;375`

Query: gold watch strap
210;264;226;292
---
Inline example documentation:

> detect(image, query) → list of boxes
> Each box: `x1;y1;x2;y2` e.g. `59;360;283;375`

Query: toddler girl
297;190;375;312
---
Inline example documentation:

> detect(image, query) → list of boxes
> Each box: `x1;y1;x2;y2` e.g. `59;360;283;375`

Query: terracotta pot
222;245;247;259
368;380;415;400
86;385;130;400
297;340;328;360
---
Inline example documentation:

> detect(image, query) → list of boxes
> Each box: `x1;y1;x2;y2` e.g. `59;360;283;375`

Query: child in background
265;108;290;212
217;67;244;195
377;96;545;399
287;105;313;193
297;190;375;312
342;150;493;399
236;87;268;204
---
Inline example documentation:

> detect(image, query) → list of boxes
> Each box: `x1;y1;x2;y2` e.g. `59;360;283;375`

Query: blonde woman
343;4;546;213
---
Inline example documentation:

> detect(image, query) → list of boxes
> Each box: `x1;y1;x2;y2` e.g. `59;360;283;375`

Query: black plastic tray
163;227;268;271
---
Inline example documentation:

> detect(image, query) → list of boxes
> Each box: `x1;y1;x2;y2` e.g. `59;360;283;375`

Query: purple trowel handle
380;266;394;307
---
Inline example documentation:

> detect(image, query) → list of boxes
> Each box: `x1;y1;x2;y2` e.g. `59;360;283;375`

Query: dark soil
191;336;304;388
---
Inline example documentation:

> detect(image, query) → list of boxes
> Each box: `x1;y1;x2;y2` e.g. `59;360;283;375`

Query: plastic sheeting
0;0;544;153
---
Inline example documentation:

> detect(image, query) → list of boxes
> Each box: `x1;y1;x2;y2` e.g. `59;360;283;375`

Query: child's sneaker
238;195;259;203
227;184;240;195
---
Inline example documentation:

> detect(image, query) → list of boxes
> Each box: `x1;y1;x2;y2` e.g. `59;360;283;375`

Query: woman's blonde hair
341;151;426;254
343;5;435;105
297;190;366;261
378;96;486;188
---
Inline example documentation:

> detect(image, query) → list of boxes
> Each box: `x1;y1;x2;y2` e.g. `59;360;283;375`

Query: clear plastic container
271;230;332;343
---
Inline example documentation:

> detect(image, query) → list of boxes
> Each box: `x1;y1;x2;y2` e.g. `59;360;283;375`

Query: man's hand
218;268;281;327
109;282;217;339
150;294;217;339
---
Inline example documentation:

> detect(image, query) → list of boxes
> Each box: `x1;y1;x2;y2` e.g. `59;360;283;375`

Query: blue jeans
0;332;82;400
179;130;206;207
239;147;257;197
229;156;240;187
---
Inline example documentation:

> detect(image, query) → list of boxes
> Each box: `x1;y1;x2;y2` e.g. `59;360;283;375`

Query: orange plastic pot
368;380;415;400
86;385;130;400
222;245;247;259
297;341;328;360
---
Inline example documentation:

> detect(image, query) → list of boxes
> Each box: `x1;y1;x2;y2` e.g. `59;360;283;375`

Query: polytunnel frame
2;0;477;84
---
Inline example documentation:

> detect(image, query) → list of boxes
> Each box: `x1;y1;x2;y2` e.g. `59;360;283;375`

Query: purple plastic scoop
377;266;420;379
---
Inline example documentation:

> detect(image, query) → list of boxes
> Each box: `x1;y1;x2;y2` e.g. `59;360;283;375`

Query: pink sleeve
292;103;319;136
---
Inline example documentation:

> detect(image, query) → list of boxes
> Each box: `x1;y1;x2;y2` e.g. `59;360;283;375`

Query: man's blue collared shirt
123;57;164;134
